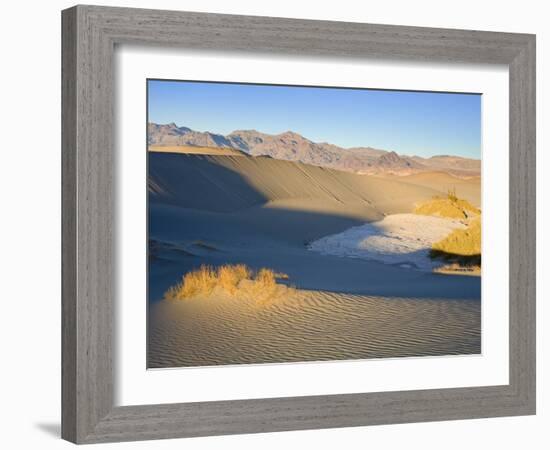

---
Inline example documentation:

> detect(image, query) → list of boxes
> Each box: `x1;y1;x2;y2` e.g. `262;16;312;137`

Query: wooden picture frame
62;5;536;444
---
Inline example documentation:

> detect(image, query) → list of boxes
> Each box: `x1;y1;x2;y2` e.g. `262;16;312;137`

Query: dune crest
148;151;481;367
148;152;464;216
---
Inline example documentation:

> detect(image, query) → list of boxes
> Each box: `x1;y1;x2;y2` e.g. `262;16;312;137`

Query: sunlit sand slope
147;151;481;367
149;290;480;367
386;171;481;207
148;152;445;215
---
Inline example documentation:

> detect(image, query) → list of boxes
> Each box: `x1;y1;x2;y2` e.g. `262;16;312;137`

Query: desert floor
147;150;481;368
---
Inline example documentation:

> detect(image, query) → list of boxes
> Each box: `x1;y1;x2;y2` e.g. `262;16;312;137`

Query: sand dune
383;171;481;207
149;290;480;368
148;151;481;367
149;152;445;216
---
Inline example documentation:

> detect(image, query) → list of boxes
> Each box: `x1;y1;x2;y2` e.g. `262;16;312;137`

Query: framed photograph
62;5;536;444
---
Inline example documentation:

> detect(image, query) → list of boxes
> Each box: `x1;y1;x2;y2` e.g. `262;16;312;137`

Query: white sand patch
308;213;466;271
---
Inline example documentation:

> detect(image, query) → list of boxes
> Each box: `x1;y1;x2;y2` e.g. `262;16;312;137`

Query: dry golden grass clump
217;264;252;294
165;264;292;301
432;216;481;256
164;265;217;299
255;268;276;289
430;216;481;270
415;189;480;219
415;190;482;272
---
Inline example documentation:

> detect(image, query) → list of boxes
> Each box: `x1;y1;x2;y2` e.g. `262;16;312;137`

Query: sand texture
148;151;481;367
149;291;480;368
384;171;481;207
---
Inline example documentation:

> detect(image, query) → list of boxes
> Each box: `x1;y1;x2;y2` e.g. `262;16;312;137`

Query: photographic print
147;80;482;368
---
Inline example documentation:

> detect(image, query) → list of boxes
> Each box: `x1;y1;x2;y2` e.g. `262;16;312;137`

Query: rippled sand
148;290;480;368
148;152;481;368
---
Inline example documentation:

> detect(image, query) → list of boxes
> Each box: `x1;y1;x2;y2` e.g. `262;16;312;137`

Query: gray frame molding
62;5;536;444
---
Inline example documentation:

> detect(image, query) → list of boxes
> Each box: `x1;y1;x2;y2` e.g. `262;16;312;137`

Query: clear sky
148;79;481;159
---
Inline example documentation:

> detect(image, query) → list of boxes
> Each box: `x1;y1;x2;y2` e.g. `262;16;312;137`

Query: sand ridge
381;171;481;206
148;152;452;215
148;151;481;367
148;144;246;156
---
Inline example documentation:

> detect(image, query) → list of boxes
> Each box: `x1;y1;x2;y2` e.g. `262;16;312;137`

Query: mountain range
148;123;481;177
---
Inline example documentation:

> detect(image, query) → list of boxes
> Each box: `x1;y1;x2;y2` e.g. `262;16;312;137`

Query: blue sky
148;80;481;159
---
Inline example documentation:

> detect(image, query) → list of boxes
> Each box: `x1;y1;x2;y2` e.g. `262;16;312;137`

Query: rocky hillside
148;123;480;176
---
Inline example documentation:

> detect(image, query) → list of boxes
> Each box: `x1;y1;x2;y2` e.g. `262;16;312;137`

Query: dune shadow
429;249;481;267
149;152;269;212
148;152;481;303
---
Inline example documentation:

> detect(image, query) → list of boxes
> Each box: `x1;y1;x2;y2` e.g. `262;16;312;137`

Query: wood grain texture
61;7;77;443
508;36;536;409
61;4;536;444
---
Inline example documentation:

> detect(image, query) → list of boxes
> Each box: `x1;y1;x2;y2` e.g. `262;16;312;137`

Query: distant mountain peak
279;130;303;137
378;151;403;165
229;129;261;135
148;122;480;177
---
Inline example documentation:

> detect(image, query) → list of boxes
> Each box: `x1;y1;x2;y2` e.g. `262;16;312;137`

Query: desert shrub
430;216;481;270
432;216;481;256
433;261;481;274
415;194;480;219
164;264;291;301
165;265;218;300
255;268;277;290
217;264;252;294
231;263;253;280
164;282;184;301
447;187;458;203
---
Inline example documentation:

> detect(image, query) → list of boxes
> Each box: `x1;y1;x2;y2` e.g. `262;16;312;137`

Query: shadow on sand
147;152;481;303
